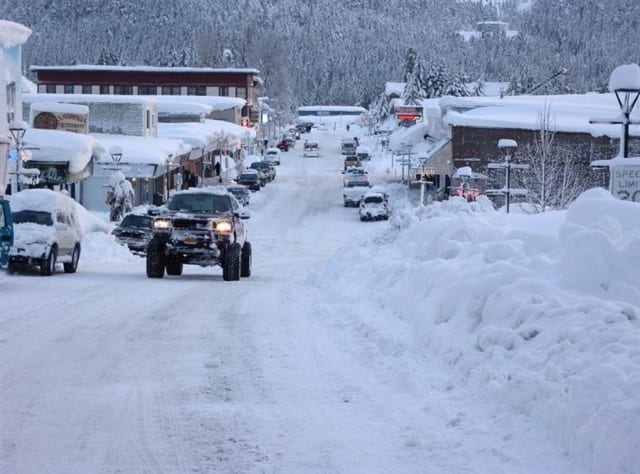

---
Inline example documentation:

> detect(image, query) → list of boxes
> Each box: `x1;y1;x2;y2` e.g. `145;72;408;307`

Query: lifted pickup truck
146;186;252;280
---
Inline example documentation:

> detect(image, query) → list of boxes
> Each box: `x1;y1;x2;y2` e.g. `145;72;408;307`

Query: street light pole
8;120;27;192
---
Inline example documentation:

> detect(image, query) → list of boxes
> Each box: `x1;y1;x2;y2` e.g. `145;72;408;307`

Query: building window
82;85;92;94
113;85;133;95
100;85;110;94
236;87;247;99
46;84;57;93
161;86;181;95
187;86;206;96
64;84;74;94
6;82;16;123
138;85;157;95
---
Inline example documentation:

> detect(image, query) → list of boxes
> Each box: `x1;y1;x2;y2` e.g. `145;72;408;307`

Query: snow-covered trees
520;108;586;211
3;0;637;106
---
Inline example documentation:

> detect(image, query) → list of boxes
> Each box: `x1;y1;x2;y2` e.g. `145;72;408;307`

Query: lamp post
9;120;27;192
609;64;640;158
589;64;640;201
487;139;529;213
499;139;516;213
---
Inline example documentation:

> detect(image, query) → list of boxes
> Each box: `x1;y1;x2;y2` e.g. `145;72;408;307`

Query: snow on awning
91;133;190;167
22;128;104;174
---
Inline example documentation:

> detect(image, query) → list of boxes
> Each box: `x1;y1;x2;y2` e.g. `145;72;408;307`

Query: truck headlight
212;220;233;234
153;218;172;231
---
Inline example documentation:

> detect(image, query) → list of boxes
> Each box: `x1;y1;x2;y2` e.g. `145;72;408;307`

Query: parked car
249;161;276;181
356;145;371;161
264;147;281;165
303;141;320;157
226;184;251;206
235;170;262;191
359;189;390;221
343;183;370;208
111;211;154;255
8;188;82;276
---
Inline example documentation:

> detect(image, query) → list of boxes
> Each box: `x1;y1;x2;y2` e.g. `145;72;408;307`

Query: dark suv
146;187;252;281
111;212;154;255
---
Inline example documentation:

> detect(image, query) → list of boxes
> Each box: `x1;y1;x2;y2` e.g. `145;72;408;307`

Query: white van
8;189;83;276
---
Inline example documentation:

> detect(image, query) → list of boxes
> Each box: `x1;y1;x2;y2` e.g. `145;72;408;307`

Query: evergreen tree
401;47;418;83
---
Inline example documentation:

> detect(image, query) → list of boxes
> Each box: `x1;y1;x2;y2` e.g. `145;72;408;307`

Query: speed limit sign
611;165;640;202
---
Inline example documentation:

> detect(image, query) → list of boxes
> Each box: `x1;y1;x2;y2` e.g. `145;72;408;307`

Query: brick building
29;65;262;125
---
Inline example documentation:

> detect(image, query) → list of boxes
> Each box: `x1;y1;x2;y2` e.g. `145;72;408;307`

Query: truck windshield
168;193;231;213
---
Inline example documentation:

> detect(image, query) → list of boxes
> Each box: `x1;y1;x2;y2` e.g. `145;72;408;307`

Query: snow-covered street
1;127;638;474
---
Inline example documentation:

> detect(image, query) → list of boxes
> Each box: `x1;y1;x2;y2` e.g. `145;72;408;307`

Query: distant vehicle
344;167;367;178
356;145;371;161
146;186;252;281
8;189;82;276
341;138;357;155
264;147;281;165
343;182;370;208
287;128;301;140
359;189;390;221
296;122;313;133
249;161;276;181
276;140;289;152
226;184;251;206
283;134;296;148
303;141;320;157
235;170;262;191
111;212;154;255
343;155;361;170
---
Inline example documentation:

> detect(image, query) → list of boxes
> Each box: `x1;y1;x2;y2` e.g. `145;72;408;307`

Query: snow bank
315;188;640;474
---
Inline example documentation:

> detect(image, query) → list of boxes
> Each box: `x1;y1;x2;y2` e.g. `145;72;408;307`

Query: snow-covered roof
30;102;89;114
22;128;105;173
91;133;190;166
21;76;37;94
30;64;260;74
158;123;209;152
140;95;245;112
297;105;367;113
441;93;640;138
157;101;212;116
0;20;32;48
23;93;156;106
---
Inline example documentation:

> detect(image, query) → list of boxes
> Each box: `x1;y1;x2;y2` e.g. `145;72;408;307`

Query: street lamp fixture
8;120;28;192
609;64;640;158
109;145;123;167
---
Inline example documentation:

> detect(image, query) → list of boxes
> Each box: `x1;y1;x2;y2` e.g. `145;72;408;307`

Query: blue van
0;199;13;268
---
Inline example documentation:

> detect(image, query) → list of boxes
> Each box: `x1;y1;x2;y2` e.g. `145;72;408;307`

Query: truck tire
222;243;240;281
40;245;57;276
240;241;252;278
165;257;183;276
146;239;166;278
63;244;81;273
